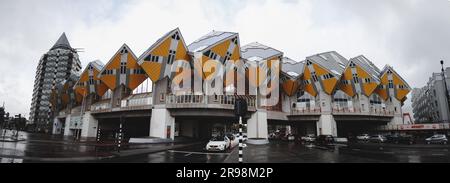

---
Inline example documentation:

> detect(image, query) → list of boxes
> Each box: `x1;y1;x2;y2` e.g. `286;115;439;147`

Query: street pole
441;60;450;123
96;125;101;143
235;98;247;164
118;116;124;153
239;116;243;163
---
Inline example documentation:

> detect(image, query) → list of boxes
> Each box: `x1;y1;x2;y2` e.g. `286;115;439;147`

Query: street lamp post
234;98;247;163
441;60;450;123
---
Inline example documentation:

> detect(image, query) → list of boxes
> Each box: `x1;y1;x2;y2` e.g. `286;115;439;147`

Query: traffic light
234;98;248;117
0;107;5;125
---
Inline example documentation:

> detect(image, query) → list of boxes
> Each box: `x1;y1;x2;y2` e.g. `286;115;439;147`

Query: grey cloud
1;0;449;116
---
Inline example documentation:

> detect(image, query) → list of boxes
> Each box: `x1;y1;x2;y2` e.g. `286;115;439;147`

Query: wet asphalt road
1;130;450;163
104;141;450;163
103;142;233;163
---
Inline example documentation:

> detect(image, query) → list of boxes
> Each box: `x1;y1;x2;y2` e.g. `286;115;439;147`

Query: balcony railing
332;107;394;116
165;94;256;111
291;107;322;115
91;93;153;113
91;100;112;113
120;93;153;111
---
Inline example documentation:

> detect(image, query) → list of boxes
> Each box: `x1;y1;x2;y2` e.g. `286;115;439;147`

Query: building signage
399;124;442;130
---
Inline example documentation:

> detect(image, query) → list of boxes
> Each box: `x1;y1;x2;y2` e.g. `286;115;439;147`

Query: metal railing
291;107;322;115
91;93;153;113
332;107;394;116
91;100;112;113
120;93;153;111
165;94;256;110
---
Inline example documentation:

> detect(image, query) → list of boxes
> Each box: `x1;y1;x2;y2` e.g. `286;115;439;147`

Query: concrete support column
52;117;60;135
317;91;337;136
247;110;268;139
64;115;72;136
150;106;175;140
282;94;296;113
317;114;337;136
359;95;370;114
387;97;404;125
80;112;98;138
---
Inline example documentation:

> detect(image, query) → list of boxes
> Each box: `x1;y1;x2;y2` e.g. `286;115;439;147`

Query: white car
242;133;248;141
206;136;231;152
227;134;239;148
357;134;370;141
369;135;387;143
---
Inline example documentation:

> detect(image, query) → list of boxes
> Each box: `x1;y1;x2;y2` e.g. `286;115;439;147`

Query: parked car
226;133;239;147
269;132;278;140
385;134;400;143
315;135;334;145
334;137;348;144
386;134;416;145
206;136;231;152
301;134;316;143
356;134;370;141
369;135;387;143
287;134;296;141
425;134;448;145
243;133;248;141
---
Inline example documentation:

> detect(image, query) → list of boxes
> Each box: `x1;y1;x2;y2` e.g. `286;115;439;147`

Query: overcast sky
1;0;450;117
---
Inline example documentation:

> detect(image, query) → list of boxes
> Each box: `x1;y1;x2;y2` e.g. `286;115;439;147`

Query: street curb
111;142;204;158
0;154;115;162
348;143;450;149
0;139;26;142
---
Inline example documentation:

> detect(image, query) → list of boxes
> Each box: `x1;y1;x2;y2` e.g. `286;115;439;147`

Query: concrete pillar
247;110;268;139
387;97;404;125
150;106;175;140
52;117;60;135
64;115;72;136
357;95;370;114
80;112;98;138
317;91;337;136
282;94;296;113
317;114;337;136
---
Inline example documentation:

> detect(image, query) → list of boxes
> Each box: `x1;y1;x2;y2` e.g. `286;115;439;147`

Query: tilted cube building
44;28;410;141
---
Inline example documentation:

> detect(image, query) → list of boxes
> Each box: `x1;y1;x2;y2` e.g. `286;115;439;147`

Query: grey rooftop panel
241;42;283;62
188;31;236;53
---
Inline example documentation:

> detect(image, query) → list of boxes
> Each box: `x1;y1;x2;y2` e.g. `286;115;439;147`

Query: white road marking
431;153;445;156
168;150;230;156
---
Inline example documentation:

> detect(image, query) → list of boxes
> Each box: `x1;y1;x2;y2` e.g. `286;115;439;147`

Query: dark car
396;135;415;145
315;135;334;145
386;134;415;145
385;134;400;143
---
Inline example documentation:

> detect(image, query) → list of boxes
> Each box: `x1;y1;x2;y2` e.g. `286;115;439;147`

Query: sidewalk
348;142;450;149
0;130;202;162
0;142;202;162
